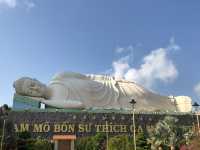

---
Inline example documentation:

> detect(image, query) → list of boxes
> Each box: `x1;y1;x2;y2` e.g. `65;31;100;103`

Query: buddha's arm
41;99;85;109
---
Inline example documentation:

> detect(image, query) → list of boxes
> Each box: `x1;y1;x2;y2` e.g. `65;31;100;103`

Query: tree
136;131;150;150
108;132;149;150
147;116;193;150
0;104;10;116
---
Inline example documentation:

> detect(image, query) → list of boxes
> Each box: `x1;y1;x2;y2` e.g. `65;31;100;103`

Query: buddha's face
22;78;46;97
14;77;47;98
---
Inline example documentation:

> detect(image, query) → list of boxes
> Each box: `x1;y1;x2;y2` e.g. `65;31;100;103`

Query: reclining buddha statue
13;72;192;112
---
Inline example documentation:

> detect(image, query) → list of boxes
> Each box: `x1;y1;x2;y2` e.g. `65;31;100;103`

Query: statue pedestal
53;135;76;150
13;94;41;110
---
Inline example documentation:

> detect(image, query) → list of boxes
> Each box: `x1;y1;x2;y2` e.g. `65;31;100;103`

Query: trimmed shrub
75;133;106;150
33;139;52;150
108;135;132;150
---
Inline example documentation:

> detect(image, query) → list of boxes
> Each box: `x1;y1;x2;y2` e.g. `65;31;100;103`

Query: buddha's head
13;77;48;98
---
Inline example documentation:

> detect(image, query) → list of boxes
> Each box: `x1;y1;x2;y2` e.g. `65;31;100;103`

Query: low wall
3;110;196;139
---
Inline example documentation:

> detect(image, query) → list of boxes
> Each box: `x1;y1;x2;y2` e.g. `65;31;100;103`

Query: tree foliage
76;131;150;150
75;133;106;150
33;138;52;150
147;116;194;150
17;131;31;139
108;132;149;150
136;131;150;150
108;135;132;150
16;131;53;150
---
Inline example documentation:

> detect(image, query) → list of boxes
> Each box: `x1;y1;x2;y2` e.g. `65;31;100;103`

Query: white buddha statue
13;72;192;112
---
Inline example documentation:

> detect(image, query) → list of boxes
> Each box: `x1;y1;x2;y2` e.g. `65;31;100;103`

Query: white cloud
194;83;200;97
115;45;134;53
0;0;16;8
124;48;178;88
24;0;35;10
111;38;179;88
115;47;126;53
113;60;130;79
168;37;181;51
0;0;35;9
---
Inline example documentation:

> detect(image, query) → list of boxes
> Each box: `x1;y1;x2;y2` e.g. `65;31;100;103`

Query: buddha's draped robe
45;72;176;111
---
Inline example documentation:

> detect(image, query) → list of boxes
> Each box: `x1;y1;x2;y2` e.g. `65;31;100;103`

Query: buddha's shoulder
51;72;88;81
87;74;118;81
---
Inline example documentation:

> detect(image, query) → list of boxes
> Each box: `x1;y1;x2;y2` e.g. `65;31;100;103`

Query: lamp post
0;104;9;150
130;99;136;150
106;121;109;150
0;119;6;150
192;102;200;136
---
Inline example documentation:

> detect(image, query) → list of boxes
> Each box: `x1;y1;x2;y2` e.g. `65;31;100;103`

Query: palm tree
148;116;193;150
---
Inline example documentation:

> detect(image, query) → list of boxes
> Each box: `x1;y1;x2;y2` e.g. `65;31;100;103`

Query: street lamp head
192;102;200;107
130;99;136;105
192;102;200;112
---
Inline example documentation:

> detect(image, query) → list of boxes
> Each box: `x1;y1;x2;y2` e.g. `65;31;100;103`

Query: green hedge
15;131;53;150
75;133;106;150
75;132;150;150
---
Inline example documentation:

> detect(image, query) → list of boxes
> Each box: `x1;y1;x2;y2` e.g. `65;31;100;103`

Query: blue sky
0;0;200;106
